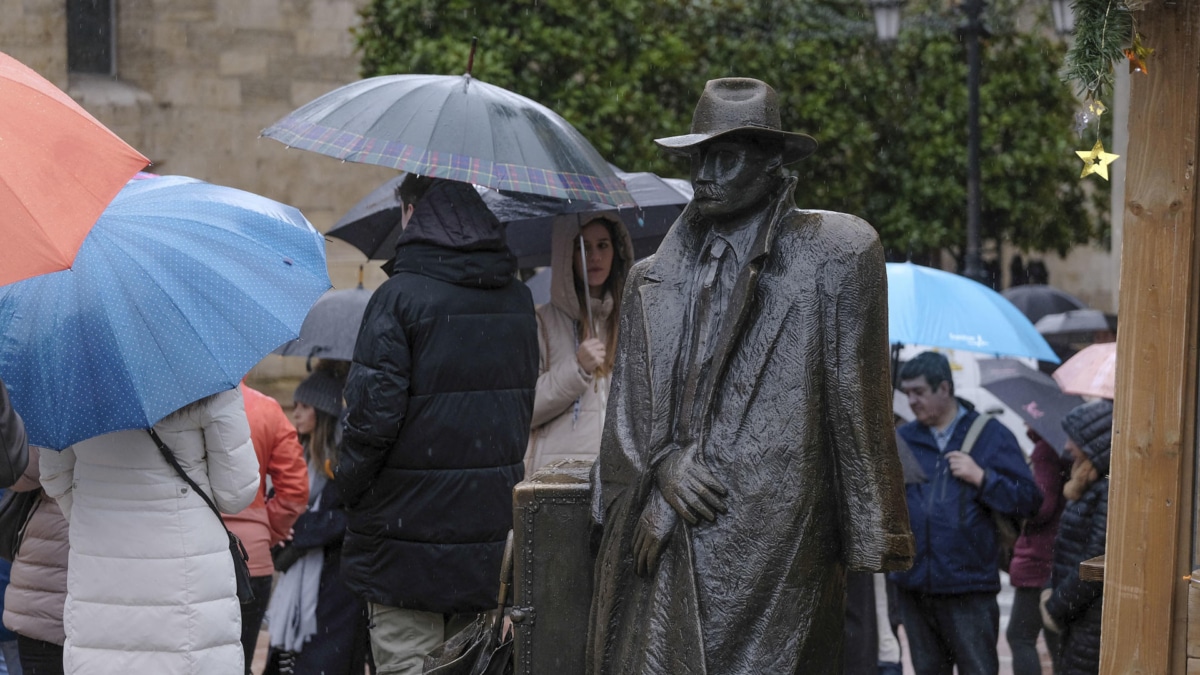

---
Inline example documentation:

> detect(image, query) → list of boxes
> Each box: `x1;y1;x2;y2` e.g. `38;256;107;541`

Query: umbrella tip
466;36;478;77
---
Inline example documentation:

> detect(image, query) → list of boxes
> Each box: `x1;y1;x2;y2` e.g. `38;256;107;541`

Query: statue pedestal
512;460;595;674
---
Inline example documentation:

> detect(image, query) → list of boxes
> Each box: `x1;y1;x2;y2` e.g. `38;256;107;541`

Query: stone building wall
1;0;396;404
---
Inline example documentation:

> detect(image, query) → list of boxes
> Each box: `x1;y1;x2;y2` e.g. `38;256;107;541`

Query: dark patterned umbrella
325;170;690;267
977;358;1084;453
262;74;631;207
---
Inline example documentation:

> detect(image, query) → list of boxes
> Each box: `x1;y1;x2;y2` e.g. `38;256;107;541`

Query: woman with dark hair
1041;399;1113;675
264;361;371;675
1006;427;1070;674
525;213;634;475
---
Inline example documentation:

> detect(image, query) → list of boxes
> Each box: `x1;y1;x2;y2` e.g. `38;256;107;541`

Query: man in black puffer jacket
338;175;538;675
1041;398;1113;675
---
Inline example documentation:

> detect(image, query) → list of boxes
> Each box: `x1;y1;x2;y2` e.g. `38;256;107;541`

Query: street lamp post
865;0;989;285
1050;0;1076;34
961;0;987;284
865;0;1075;283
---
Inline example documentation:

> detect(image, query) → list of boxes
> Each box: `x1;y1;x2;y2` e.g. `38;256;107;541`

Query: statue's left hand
633;490;677;577
656;447;728;525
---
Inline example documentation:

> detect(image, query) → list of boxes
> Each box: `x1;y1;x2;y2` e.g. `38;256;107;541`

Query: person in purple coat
1006;428;1071;675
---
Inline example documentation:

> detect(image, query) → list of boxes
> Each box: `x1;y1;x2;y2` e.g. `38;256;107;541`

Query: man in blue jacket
890;351;1042;675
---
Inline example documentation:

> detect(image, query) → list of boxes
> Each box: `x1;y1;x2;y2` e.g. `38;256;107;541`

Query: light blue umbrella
886;262;1059;363
0;175;331;450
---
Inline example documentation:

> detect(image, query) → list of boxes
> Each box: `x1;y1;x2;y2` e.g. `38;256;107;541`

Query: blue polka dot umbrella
0;175;331;450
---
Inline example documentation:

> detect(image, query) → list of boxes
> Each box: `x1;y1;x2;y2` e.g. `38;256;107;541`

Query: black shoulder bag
147;429;255;604
0;488;40;562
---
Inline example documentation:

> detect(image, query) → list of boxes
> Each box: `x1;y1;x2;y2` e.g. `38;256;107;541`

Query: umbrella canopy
262;74;632;206
0;176;330;449
274;286;373;361
326;169;690;267
1034;309;1117;336
324;174;408;261
488;169;691;268
524;268;551;306
977;358;1084;453
1000;284;1088;325
1052;341;1116;400
0;51;149;286
886;263;1059;362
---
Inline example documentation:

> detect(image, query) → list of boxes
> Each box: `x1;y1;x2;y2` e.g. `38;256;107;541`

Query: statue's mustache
694;184;725;201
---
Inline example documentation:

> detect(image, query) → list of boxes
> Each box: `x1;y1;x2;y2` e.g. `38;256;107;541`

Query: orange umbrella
1052;341;1116;400
0;51;148;286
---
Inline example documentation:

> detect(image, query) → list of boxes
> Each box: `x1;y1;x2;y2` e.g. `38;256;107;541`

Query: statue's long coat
587;178;915;674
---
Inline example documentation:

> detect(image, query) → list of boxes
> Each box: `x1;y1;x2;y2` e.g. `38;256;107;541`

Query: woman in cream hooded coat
526;213;633;475
40;388;259;674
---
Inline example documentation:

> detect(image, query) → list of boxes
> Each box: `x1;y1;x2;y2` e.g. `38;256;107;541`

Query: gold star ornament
1076;140;1120;180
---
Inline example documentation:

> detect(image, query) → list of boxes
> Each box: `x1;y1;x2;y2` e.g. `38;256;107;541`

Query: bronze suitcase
511;459;595;674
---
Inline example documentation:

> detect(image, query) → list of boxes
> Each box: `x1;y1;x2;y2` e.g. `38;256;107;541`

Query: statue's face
690;136;780;221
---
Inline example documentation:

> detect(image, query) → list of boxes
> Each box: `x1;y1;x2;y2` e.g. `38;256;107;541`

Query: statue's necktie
682;237;730;429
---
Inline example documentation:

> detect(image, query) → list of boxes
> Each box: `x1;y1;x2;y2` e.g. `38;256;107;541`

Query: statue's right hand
633;490;676;577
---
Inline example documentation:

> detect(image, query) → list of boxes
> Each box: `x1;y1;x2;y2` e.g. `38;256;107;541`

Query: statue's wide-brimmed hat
655;78;816;165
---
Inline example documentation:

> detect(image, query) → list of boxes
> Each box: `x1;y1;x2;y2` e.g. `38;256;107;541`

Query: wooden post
1101;3;1200;672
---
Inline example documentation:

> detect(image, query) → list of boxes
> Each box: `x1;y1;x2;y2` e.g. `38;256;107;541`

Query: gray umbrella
1034;309;1117;335
274;286;373;362
262;73;631;206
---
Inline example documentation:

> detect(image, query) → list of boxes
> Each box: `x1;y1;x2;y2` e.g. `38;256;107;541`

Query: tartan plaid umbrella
262;74;632;207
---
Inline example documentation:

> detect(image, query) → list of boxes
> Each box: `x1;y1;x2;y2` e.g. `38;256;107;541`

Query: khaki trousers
367;603;477;675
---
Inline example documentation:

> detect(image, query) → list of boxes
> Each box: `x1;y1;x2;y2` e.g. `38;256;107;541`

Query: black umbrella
423;533;514;675
976;358;1084;453
274;285;373;362
492;169;692;268
323;175;407;261
1000;284;1088;325
327;170;691;267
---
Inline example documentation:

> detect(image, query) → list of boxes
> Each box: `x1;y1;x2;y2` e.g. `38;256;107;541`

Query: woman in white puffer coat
525;212;633;476
40;387;259;674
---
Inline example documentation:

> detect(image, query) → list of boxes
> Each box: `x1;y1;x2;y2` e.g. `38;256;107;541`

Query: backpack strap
959;413;992;456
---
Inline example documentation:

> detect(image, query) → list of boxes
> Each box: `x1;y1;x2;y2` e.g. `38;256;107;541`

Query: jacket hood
547;212;634;320
1061;399;1113;474
396;179;507;252
388;242;518;289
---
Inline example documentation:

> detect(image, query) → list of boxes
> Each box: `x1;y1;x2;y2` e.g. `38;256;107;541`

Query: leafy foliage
1063;0;1135;102
356;0;1103;263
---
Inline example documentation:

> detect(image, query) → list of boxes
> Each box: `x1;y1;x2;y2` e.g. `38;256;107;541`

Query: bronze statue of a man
586;78;914;674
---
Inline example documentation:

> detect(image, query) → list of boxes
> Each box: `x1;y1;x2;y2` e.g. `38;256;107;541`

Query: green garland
1064;0;1138;102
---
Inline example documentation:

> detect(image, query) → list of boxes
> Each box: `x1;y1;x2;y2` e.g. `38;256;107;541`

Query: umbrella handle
579;235;596;337
497;530;513;608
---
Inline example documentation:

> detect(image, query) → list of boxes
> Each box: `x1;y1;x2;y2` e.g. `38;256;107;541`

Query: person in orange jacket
224;382;311;674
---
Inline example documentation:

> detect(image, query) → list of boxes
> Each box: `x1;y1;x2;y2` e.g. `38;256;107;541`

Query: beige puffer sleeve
38;445;76;521
198;388;259;514
531;308;592;429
